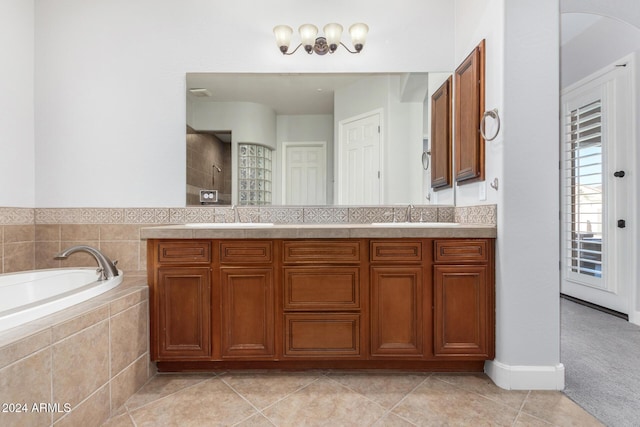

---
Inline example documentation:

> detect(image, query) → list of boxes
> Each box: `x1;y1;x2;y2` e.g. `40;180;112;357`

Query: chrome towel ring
480;108;501;141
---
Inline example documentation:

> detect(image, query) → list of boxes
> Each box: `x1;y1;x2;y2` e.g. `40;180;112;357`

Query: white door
337;111;382;204
560;57;632;314
282;142;327;205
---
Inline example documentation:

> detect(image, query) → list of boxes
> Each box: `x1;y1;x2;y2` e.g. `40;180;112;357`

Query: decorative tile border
454;204;497;225
0;208;35;225
1;205;497;226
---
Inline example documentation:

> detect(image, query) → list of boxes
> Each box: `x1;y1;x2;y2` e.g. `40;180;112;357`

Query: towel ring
422;150;430;170
480;108;501;141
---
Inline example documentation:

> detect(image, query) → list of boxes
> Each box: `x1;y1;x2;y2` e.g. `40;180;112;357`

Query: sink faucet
54;245;119;280
231;204;240;223
407;204;415;223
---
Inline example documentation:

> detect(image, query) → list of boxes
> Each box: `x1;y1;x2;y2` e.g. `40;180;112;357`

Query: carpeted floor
561;297;640;427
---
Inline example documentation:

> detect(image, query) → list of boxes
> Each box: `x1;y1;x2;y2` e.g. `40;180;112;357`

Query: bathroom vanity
142;223;496;372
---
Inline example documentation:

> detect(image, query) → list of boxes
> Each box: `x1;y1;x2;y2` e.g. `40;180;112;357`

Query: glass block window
238;143;272;205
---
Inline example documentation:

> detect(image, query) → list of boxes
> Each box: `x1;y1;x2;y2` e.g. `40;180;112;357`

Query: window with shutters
563;100;603;285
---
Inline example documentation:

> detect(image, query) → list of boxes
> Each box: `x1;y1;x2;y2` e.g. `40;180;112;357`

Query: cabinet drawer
220;241;272;263
283;267;360;311
283;241;361;263
157;241;211;264
284;314;360;357
370;241;422;262
434;240;488;263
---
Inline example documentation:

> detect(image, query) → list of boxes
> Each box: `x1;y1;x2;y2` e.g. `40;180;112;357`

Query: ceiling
561;13;603;45
186;73;401;116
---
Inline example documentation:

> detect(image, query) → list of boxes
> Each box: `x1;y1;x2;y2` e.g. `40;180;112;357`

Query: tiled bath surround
0;277;150;427
0;205;496;274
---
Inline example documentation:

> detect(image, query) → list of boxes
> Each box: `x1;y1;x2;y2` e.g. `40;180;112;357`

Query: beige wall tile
0;330;51;370
3;225;35;244
52;320;110;416
110;302;148;376
100;241;140;272
54;384;111;427
0;349;52;427
110;354;150;414
110;288;147;316
36;241;62;269
51;306;110;343
61;224;99;241
100;225;141;241
35;224;60;241
4;242;35;272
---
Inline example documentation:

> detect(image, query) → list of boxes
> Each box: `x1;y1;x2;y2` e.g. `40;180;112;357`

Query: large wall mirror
186;72;452;206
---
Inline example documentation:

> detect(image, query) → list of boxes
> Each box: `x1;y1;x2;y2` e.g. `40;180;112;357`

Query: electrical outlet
479;182;487;201
200;190;218;203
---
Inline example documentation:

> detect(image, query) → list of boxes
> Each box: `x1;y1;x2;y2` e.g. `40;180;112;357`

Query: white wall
456;0;563;389
32;0;455;207
561;15;640;87
0;0;35;207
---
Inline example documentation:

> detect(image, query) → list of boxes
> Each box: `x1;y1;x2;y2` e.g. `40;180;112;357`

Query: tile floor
102;371;602;426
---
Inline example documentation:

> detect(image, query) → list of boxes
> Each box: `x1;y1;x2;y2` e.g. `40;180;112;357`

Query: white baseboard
485;360;565;390
629;310;640;327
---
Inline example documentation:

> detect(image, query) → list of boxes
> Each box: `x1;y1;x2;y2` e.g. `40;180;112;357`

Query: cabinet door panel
220;241;272;263
434;265;491;357
220;268;274;358
434;240;488;263
431;76;452;190
156;267;211;360
455;39;485;184
370;267;423;356
284;314;360;357
370;241;422;263
157;241;211;264
283;267;360;310
283;240;361;263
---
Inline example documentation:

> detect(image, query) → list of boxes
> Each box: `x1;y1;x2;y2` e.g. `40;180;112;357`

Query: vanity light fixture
273;23;369;55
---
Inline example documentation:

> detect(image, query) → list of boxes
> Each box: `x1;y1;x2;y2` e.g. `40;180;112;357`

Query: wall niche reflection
186;126;232;205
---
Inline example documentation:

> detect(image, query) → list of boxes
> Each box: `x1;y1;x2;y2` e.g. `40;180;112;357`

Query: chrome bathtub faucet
54;245;119;280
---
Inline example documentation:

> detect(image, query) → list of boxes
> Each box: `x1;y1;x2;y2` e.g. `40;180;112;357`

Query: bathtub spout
54;245;119;280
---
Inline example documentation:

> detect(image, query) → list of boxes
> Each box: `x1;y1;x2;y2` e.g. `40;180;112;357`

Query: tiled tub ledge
0;274;152;427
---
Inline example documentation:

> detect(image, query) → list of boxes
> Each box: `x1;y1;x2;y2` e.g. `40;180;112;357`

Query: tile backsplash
0;205;496;274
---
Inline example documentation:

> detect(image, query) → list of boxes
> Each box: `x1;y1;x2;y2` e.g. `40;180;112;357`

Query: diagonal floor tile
433;372;529;410
129;377;257;427
326;372;428;409
124;373;216;411
521;391;604;426
220;371;321;410
391;376;519;426
262;377;387;426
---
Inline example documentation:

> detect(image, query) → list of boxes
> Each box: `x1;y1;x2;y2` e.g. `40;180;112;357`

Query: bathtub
0;268;123;333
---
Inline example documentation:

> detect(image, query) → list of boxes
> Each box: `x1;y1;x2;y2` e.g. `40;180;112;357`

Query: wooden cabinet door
220;267;275;358
431;76;452;190
370;267;423;357
156;267;211;360
433;265;492;358
454;39;485;184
